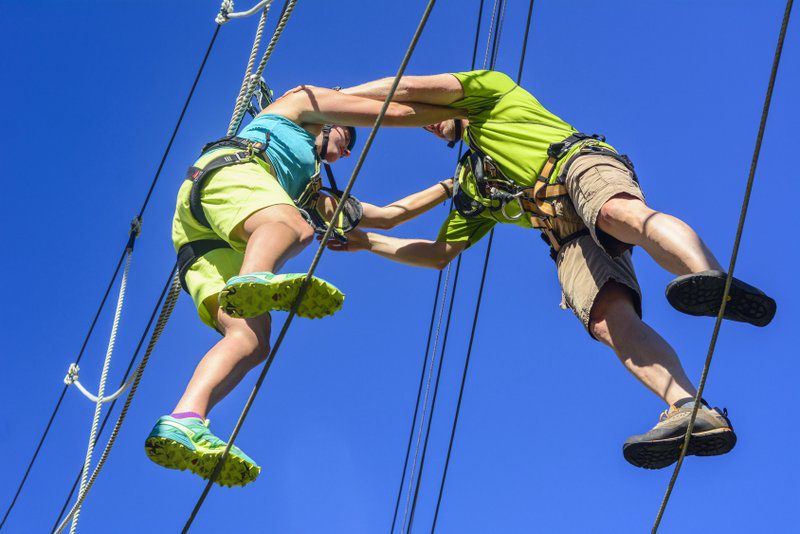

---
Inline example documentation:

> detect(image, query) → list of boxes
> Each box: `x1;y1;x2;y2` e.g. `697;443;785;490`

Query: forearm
342;74;464;106
269;87;462;128
364;232;462;270
361;179;452;230
342;77;411;101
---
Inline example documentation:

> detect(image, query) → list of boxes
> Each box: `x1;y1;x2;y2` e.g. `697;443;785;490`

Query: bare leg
589;282;696;405
234;204;315;274
597;193;723;275
173;204;314;417
173;302;270;417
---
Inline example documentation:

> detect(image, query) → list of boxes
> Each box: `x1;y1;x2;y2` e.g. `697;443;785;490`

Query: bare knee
222;318;271;366
293;221;315;248
588;281;640;343
597;193;655;234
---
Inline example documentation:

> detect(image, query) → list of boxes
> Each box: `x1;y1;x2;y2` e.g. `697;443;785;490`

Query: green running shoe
144;415;260;487
219;272;344;319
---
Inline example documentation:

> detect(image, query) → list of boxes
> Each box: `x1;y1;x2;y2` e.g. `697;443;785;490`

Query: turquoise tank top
238;114;318;200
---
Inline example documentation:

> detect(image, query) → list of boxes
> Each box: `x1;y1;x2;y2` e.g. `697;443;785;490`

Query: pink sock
171;411;204;420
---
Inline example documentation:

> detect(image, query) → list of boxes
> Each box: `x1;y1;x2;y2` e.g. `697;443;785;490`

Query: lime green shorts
172;148;295;329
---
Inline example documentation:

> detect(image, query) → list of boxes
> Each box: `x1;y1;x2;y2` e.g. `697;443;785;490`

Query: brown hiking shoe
623;400;736;469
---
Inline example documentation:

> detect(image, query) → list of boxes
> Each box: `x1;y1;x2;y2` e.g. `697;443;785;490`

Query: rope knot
216;0;234;24
64;363;80;385
129;216;142;238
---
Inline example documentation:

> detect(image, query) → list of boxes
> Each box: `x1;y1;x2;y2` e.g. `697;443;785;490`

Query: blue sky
1;1;797;532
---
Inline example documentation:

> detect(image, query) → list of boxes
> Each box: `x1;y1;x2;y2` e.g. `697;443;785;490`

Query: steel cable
181;1;440;530
0;23;222;530
651;1;793;531
387;3;487;532
430;1;533;529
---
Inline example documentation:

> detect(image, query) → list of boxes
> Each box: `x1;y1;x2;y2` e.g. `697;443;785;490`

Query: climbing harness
177;132;363;294
453;131;635;255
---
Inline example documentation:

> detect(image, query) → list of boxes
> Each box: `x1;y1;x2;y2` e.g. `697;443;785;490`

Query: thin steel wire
181;2;439;530
389;272;445;533
431;3;535;528
405;256;462;533
399;260;455;534
652;1;793;531
388;3;486;532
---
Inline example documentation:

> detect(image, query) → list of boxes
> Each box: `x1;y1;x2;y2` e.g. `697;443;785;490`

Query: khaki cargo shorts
550;152;646;335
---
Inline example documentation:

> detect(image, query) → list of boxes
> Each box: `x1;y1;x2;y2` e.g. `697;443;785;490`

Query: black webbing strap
186;135;270;229
541;228;591;261
186;152;253;228
177;239;232;292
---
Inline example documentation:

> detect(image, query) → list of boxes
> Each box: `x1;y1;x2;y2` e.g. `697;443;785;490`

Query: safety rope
228;0;299;135
50;269;180;531
68;246;133;534
54;270;181;534
651;1;793;531
216;0;274;25
227;3;272;133
0;2;291;530
0;248;126;531
181;2;439;530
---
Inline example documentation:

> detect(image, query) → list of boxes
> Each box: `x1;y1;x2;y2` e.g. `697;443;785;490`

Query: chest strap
185;136;270;229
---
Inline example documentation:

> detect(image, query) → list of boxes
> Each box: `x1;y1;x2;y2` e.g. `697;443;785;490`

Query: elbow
431;252;455;271
375;218;398;231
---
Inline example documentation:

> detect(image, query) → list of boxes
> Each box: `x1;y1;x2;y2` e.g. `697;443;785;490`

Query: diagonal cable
652;1;793;531
181;1;440;530
0;25;221;531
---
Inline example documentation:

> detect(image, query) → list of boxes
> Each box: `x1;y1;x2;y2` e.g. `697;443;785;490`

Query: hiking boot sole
144;436;260;487
666;271;776;327
220;276;344;319
623;427;737;470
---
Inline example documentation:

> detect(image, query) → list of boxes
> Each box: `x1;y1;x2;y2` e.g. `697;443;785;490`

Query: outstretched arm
341;74;464;106
316;179;453;231
328;229;466;270
265;87;463;128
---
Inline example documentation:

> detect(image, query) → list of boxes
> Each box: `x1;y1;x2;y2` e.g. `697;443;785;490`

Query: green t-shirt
437;70;614;245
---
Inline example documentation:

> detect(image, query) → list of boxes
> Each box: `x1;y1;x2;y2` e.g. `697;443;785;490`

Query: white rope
216;0;274;25
64;364;135;404
68;248;133;533
227;0;299;135
228;3;271;133
55;272;181;534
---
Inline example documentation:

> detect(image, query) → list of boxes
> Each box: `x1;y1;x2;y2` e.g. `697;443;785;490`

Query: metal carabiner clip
500;195;524;221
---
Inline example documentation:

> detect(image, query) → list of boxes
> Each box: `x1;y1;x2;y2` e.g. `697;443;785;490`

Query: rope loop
217;0;275;25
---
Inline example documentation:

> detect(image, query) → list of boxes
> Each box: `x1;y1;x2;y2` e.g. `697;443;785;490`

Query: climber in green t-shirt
325;70;776;470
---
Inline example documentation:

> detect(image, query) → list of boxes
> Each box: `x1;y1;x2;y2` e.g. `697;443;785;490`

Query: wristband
439;180;453;199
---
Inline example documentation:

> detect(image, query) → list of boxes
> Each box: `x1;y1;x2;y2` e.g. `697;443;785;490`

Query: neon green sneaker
218;272;344;319
144;415;260;487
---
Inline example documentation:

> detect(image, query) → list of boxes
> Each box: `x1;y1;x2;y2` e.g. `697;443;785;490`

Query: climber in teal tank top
237;113;318;200
146;83;464;487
